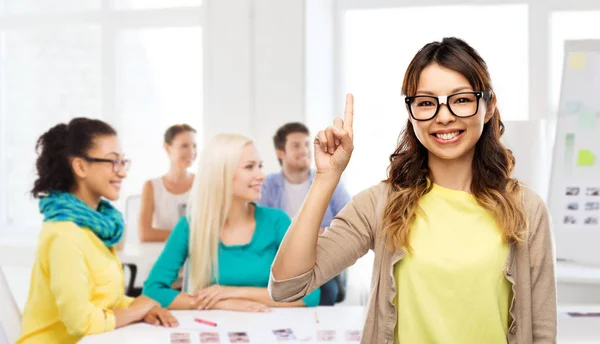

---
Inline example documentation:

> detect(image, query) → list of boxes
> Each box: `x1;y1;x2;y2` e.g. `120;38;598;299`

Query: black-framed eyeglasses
82;156;131;173
404;91;490;121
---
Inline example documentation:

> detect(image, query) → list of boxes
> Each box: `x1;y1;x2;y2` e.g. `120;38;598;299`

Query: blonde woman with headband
143;133;320;311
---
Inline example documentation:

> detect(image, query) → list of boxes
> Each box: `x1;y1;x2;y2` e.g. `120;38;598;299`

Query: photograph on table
228;332;250;343
272;328;296;340
345;330;361;342
170;332;192;344
584;217;598;225
199;331;221;343
567;312;600;317
317;329;336;341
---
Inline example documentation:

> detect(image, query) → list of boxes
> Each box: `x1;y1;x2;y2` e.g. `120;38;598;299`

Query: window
1;26;102;229
1;0;100;14
116;27;203;203
112;0;202;10
550;11;600;114
341;4;529;195
0;3;204;236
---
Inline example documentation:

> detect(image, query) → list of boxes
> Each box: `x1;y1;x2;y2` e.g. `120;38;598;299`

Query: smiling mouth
433;130;464;141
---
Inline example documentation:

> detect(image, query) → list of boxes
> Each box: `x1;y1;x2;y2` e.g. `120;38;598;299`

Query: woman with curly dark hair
18;118;176;344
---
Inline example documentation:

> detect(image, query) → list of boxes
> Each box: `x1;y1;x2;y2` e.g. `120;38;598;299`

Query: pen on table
194;318;218;327
315;311;319;324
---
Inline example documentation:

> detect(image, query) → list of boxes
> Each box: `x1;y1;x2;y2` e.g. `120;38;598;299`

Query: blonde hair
186;133;254;292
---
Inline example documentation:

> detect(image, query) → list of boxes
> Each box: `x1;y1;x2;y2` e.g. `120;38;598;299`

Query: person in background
269;37;556;344
17;118;177;344
139;124;197;242
258;122;350;305
143;133;320;311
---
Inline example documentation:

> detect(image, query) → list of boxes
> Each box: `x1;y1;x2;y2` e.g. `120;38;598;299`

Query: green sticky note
578;112;596;129
569;53;586;70
577;149;595;166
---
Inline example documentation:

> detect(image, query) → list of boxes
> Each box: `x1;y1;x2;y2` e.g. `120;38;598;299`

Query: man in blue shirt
258;122;350;305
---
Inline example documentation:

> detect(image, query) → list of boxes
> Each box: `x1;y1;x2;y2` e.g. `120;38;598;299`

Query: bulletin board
548;40;600;264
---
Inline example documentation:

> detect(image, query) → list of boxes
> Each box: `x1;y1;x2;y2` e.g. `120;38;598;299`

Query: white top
150;177;190;231
283;179;311;218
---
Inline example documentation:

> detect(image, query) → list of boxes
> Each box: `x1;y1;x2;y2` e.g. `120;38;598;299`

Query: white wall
204;0;308;174
502;120;551;201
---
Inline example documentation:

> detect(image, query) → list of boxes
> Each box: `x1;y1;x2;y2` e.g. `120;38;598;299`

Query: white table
556;260;600;284
557;305;600;343
81;306;366;344
79;305;600;344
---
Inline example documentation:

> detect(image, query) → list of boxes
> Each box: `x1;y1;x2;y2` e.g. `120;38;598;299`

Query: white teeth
435;131;460;141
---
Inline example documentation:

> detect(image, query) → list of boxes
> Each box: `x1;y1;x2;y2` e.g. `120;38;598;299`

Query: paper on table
199;331;221;343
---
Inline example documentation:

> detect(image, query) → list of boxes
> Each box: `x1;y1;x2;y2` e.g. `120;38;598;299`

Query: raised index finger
343;93;354;137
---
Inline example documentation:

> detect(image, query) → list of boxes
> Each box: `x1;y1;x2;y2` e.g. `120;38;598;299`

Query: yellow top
395;183;511;344
17;221;133;344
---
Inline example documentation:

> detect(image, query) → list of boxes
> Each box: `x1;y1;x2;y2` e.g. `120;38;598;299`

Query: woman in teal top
143;133;320;311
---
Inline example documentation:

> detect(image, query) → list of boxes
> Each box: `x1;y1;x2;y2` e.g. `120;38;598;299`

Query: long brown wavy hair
383;37;527;253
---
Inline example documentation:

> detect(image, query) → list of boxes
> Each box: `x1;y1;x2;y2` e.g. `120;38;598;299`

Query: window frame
0;0;206;235
333;0;600;123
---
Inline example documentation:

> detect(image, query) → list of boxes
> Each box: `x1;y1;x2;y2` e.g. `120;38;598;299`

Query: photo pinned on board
564;215;577;225
317;330;336;341
228;332;250;343
586;187;600;196
567;202;579;211
345;330;361;342
272;328;296;340
584;217;598;225
585;202;600;211
566;187;580;196
199;332;221;343
170;332;191;344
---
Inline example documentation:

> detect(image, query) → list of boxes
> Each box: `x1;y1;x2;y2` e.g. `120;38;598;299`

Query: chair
0;326;9;344
335;270;348;303
121;263;138;296
122;195;142;296
0;243;35;344
124;194;142;247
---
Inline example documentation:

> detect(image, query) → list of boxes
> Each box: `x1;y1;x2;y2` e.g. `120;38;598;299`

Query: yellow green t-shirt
394;183;512;344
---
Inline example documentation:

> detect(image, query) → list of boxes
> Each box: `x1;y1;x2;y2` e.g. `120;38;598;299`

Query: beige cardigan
269;182;557;344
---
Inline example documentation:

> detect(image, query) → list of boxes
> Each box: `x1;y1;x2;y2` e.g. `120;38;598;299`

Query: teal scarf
39;192;124;247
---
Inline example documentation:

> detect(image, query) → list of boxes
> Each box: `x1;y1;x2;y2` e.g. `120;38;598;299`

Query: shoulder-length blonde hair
186;133;253;292
383;37;527;253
